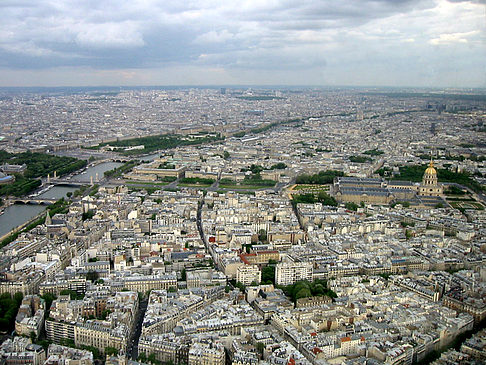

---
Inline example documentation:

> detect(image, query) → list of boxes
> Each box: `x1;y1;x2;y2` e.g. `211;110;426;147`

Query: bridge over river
6;198;59;205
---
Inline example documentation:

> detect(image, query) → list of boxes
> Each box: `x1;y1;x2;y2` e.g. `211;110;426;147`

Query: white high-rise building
275;262;313;286
236;265;261;286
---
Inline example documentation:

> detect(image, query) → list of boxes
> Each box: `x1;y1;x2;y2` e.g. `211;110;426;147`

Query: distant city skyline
0;0;484;87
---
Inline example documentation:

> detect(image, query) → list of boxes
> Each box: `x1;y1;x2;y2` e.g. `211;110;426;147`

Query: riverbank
0;209;46;244
0;161;121;242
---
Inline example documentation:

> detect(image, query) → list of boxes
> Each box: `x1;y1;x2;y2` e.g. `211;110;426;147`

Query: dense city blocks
0;87;485;365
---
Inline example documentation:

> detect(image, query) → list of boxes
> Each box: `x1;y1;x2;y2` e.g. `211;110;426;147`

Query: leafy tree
295;170;344;185
37;340;51;351
80;345;100;359
317;191;337;206
138;353;147;363
148;353;160;365
292;192;337;206
100;309;111;320
86;270;99;282
59;290;84;300
0;292;23;332
104;160;139;178
445;185;466;195
345;202;359;211
296;287;312;300
41;293;57;316
82;210;95;221
248;164;264;174
292;193;316;204
256;342;265;356
261;265;276;285
258;229;267;243
60;338;75;348
179;177;215;185
105;347;118;356
363;149;384;156
234;281;246;292
280;279;337;304
269;162;287;170
91;133;224;155
349;155;372;163
0;151;87;198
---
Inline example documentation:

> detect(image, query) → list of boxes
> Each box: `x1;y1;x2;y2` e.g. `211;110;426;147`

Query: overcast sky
0;0;484;87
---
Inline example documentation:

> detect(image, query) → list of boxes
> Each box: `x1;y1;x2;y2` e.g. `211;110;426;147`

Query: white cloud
194;30;234;44
0;0;484;86
74;22;145;48
429;30;479;45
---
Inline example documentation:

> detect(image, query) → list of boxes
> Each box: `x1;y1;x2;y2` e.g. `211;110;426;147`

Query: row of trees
137;352;173;365
295;170;344;185
0;292;23;332
93;133;224;155
292;192;337;206
0;150;87;197
47;198;69;217
104;160;139;178
363;149;384;156
0;151;87;179
349;155;373;163
232;118;302;138
241;163;287;172
1;198;69;249
241;164;264;174
280;279;337;304
0;175;41;197
233;274;338;306
380;164;484;193
179;177;215;185
220;176;276;188
242;173;276;186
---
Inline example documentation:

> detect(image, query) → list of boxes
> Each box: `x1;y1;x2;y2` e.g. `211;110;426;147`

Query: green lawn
88;133;224;155
178;183;212;188
292;184;330;191
449;201;484;210
219;184;267;190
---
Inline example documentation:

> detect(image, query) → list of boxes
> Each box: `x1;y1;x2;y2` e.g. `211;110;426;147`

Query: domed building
418;160;443;196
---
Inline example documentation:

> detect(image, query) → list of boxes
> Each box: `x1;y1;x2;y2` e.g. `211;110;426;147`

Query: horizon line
0;85;485;91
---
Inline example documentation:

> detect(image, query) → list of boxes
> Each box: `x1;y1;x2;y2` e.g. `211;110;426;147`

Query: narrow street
127;298;148;360
196;197;218;271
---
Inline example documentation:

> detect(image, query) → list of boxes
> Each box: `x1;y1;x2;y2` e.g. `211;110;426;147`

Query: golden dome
424;160;437;175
